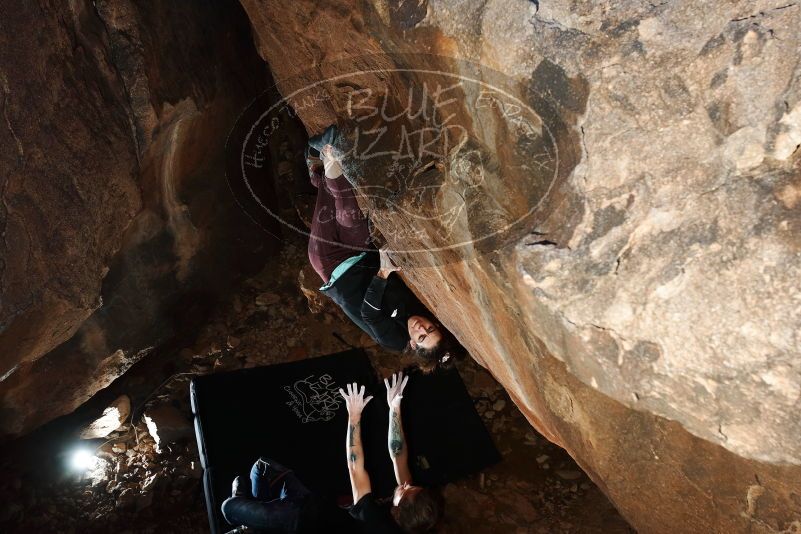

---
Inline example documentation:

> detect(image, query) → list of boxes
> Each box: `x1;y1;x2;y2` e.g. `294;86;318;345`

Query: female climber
306;125;463;372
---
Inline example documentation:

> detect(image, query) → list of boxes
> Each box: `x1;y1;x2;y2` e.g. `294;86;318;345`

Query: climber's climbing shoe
308;124;340;153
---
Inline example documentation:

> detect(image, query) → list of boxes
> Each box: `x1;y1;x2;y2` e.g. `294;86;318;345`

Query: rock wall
0;0;279;437
239;0;801;531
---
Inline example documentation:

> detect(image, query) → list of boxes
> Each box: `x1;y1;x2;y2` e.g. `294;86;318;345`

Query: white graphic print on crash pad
284;374;342;423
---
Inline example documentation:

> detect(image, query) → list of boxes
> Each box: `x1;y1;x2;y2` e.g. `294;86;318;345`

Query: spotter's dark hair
396;486;445;533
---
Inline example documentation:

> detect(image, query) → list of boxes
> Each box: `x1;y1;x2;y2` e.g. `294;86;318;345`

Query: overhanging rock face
239;0;801;531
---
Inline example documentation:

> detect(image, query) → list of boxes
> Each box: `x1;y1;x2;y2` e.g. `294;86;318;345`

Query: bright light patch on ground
70;448;110;485
70;448;97;471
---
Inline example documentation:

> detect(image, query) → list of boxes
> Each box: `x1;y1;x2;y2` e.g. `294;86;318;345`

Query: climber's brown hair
405;325;466;373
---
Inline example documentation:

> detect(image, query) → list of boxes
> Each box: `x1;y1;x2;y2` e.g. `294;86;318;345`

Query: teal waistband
319;252;367;291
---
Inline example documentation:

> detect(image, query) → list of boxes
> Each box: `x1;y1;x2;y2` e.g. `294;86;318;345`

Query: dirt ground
0;233;633;533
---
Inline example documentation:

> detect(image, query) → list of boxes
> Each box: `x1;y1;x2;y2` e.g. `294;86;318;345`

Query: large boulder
0;0;280;437
237;0;801;531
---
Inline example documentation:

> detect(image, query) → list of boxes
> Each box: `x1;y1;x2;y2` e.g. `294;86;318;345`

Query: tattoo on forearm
348;422;360;464
349;423;357;447
389;409;404;457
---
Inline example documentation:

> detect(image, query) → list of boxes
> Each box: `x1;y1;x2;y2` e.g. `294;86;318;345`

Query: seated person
306;127;465;373
221;457;318;533
339;372;445;533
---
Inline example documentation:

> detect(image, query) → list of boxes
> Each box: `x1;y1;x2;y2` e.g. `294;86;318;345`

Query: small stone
555;470;583;480
492;399;506;412
116;488;136;510
503;492;539;523
523;431;538;446
536;455;549;464
141;472;163;493
189;461;202;479
134;440;150;453
484;410;495;419
213;352;238;372
80;395;131;439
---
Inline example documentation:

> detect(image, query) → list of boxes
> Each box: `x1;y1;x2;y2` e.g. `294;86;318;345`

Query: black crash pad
191;349;499;533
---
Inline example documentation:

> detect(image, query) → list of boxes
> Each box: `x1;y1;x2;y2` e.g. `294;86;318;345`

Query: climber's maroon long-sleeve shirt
307;168;371;282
